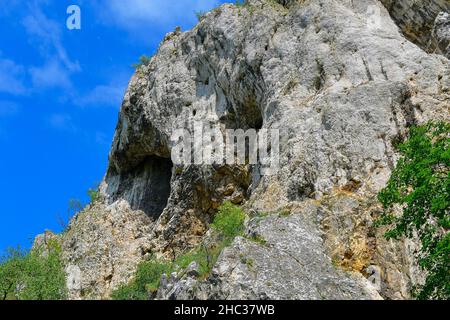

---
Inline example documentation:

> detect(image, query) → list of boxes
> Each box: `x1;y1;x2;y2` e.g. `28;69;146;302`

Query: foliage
247;233;267;246
68;198;83;215
111;260;171;300
112;202;247;300
277;209;291;217
87;184;100;204
58;198;84;231
195;10;207;22
0;242;67;300
211;201;246;239
235;0;247;7
131;55;152;69
376;121;449;300
170;203;246;280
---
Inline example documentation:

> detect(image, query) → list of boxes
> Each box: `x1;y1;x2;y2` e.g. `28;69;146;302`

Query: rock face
432;12;450;58
62;201;155;299
57;0;449;300
158;202;382;300
380;0;450;57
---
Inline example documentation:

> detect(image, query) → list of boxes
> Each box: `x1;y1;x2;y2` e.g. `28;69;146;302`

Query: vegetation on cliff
0;240;67;300
111;202;246;300
377;121;449;300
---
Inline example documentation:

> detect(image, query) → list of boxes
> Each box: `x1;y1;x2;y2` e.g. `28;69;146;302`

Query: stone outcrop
53;0;449;300
157;202;382;300
432;12;450;58
62;200;155;299
380;0;450;57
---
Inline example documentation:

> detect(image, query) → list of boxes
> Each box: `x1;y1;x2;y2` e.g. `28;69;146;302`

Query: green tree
0;248;25;300
377;121;449;299
0;242;67;300
87;183;100;204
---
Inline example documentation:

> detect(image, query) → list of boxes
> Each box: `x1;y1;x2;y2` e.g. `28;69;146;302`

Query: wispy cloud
22;2;80;73
46;113;110;146
0;58;27;95
0;1;79;94
47;113;77;132
29;60;73;90
18;1;80;92
77;83;126;108
97;0;221;35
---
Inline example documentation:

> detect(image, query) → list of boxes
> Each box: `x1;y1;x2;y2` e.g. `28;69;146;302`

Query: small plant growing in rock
277;209;291;217
248;233;268;246
87;185;100;204
131;55;152;69
111;259;171;300
211;201;246;240
111;202;248;300
195;10;207;22
239;254;254;269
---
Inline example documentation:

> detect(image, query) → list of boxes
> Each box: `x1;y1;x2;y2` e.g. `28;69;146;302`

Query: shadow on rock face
105;156;173;219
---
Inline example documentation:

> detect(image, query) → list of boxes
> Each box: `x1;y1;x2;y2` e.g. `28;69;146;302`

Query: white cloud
29;60;72;89
0;2;80;94
98;0;221;35
47;113;77;132
77;83;126;108
20;1;80;92
0;58;27;95
22;3;80;73
46;114;109;146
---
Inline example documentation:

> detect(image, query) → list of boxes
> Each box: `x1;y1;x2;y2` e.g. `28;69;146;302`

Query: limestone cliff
381;0;449;57
53;0;449;300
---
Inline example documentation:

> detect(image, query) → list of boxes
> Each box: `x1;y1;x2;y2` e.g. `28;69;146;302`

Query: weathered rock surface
158;202;382;300
381;0;450;57
62;201;155;299
432;12;450;58
54;0;449;300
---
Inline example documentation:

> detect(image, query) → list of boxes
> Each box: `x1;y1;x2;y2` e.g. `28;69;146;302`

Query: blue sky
0;0;227;254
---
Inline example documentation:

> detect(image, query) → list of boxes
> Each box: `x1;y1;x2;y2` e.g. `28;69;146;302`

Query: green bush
211;201;246;239
0;242;67;300
112;202;247;300
377;121;449;300
111;260;171;300
131;55;152;69
87;187;100;204
174;247;211;276
175;243;227;278
111;244;226;300
195;10;207;22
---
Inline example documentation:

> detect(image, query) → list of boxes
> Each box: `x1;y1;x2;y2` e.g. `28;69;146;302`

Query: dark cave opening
135;156;173;218
106;156;173;219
